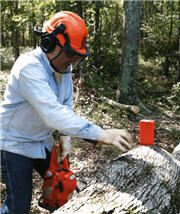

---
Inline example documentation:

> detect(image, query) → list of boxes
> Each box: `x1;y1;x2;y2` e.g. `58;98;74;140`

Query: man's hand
59;136;72;161
97;129;134;152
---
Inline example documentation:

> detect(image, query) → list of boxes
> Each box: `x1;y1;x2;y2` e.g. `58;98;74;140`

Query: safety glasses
65;50;85;71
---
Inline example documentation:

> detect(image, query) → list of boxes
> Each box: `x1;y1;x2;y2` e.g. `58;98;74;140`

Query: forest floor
0;57;180;213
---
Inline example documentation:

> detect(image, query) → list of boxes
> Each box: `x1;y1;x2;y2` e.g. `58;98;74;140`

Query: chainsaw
38;145;79;213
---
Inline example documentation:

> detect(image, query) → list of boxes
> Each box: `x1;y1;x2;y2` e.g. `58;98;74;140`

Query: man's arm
18;62;101;140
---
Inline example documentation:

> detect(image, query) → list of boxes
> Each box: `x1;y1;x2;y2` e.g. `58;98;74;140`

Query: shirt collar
37;47;71;75
38;47;55;75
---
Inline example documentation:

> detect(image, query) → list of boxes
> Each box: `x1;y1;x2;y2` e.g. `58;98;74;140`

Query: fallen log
100;96;140;114
54;145;180;214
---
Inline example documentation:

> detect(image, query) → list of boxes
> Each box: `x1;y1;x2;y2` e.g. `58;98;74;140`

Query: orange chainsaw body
39;146;76;211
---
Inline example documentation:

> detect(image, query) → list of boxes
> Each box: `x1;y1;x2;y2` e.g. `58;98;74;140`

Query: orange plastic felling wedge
139;120;155;145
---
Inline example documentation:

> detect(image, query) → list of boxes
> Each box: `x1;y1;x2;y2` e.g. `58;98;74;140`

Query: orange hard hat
43;11;90;56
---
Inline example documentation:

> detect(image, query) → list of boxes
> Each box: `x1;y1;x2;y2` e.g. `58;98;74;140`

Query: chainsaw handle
38;196;57;213
49;146;60;171
49;146;70;171
62;155;69;170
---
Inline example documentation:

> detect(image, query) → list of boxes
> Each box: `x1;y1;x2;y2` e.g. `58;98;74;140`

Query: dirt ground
0;71;179;213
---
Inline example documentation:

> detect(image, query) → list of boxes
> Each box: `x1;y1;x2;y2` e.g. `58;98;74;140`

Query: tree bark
54;145;180;214
178;0;180;82
95;2;100;34
9;0;20;60
118;0;142;105
31;1;37;49
76;1;83;18
164;1;174;77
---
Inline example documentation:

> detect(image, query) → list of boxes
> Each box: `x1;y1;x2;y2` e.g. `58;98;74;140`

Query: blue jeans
0;150;51;214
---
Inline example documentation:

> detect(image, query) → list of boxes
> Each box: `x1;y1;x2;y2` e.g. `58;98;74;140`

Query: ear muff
40;35;57;53
37;23;66;53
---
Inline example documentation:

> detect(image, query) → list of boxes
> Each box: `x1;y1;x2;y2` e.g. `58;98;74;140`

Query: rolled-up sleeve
18;62;101;140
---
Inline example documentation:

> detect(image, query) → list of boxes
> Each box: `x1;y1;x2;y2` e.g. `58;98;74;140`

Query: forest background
1;0;180;140
0;1;180;213
1;0;180;108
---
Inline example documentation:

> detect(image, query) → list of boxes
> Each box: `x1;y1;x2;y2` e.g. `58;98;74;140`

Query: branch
100;96;140;113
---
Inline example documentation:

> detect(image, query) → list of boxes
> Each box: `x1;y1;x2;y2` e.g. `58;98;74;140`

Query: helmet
41;11;90;56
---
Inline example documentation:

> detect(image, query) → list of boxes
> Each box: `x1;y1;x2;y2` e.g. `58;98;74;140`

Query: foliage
0;47;33;71
167;82;180;114
141;1;179;78
0;47;15;71
1;0;124;76
1;2;180;212
1;0;180;108
168;128;180;144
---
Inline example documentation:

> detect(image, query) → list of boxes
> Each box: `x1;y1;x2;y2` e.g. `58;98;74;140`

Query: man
0;11;133;214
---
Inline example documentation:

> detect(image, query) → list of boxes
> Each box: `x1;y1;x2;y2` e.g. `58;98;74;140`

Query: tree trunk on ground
117;0;142;105
54;145;180;214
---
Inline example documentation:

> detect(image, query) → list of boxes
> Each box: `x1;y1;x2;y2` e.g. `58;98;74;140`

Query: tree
53;145;180;214
30;1;37;49
76;1;83;18
140;1;179;82
8;0;20;60
164;1;175;77
178;0;180;82
117;0;142;106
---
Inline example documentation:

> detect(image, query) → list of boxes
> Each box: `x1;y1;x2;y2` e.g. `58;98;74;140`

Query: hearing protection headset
34;23;67;53
40;23;66;53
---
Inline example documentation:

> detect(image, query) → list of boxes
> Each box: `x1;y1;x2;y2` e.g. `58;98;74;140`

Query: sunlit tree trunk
117;0;142;105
